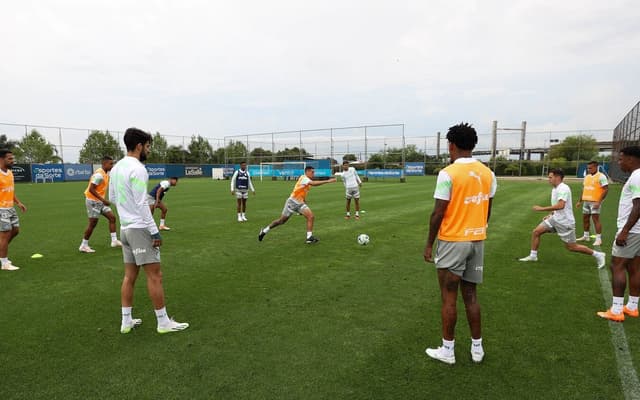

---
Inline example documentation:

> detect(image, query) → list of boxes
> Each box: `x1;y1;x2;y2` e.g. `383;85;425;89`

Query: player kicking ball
258;166;336;244
518;168;605;268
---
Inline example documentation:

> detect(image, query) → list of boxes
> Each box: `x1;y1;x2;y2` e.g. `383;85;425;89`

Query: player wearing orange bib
575;161;609;246
423;123;496;365
0;149;27;271
258;166;336;244
79;156;122;253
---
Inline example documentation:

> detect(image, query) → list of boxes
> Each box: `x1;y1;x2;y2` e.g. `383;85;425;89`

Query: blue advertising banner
145;164;167;179
365;169;402;178
165;164;184;178
404;162;425;176
64;163;93;181
31;164;64;182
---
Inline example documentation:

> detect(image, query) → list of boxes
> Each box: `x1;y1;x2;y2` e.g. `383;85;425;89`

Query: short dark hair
342;160;349;165
588;161;598;166
0;149;13;158
123;128;152;152
170;176;179;181
620;146;640;159
446;122;478;151
305;166;315;172
549;168;565;179
102;155;113;162
240;161;247;165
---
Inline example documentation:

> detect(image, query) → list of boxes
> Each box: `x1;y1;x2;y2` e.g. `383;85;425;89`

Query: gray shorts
146;194;156;206
434;240;484;284
345;187;360;200
0;208;19;232
281;198;308;217
121;228;161;266
612;232;640;259
541;217;577;243
235;190;249;199
582;201;602;215
86;198;112;219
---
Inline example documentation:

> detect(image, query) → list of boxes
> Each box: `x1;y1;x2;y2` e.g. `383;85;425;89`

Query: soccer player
337;160;362;220
258;166;336;244
423;123;496;365
148;177;178;231
0;149;27;271
597;146;640;322
79;156;122;253
576;161;609;246
109;128;188;334
230;161;255;222
518;168;606;267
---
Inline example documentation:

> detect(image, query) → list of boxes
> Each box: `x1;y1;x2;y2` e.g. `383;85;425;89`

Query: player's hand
103;200;111;206
616;231;628;247
151;232;163;248
532;205;545;211
329;178;337;183
575;201;581;208
424;246;434;263
252;191;256;196
17;203;26;212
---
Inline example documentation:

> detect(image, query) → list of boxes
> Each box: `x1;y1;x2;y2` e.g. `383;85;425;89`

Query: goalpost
259;161;306;181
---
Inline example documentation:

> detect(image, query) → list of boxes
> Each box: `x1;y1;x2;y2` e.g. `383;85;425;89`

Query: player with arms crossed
423;123;496;365
79;156;122;253
258;166;336;244
230;161;255;222
336;160;362;220
597;146;640;322
576;161;609;246
0;149;27;271
148;177;178;231
518;169;605;267
110;128;188;334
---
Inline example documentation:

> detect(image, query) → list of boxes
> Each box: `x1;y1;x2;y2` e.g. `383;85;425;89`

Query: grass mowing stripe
597;267;640;400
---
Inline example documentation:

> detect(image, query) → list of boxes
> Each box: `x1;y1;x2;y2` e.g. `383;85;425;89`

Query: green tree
0;134;18;150
166;145;189;163
187;135;214;163
250;147;274;164
79;130;124;164
14;129;62;163
275;147;310;161
343;154;357;162
549;135;598;161
224;140;249;164
147;132;168;163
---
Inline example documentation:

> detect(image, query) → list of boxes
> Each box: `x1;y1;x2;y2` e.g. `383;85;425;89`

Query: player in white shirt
598;146;640;322
109;127;188;334
518;168;605;268
336;160;362;219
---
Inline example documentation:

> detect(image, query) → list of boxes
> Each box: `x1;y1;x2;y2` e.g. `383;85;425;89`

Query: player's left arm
424;199;449;263
595;185;609;208
533;199;566;212
310;178;337;186
617;198;640;246
248;173;256;194
13;194;26;212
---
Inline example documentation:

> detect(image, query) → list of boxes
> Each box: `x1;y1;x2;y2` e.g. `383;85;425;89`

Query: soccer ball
357;234;370;245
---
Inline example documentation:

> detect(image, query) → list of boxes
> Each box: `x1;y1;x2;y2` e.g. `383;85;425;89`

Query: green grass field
1;176;638;399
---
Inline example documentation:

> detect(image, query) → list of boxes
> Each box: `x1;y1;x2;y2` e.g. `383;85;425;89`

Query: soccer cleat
344;215;351;220
79;245;96;253
623;306;639;318
111;240;122;248
425;347;455;365
355;215;360;220
1;262;19;271
518;255;538;262
157;318;189;334
593;238;603;246
120;318;142;334
471;350;485;363
576;236;590;242
241;215;248;222
597;308;624;322
237;216;243;222
594;252;606;269
159;225;171;231
305;236;319;244
258;230;266;242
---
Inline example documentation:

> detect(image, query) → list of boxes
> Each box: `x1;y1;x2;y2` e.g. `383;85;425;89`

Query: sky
1;0;639;160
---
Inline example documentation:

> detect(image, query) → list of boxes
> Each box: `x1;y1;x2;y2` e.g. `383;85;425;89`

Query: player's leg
236;196;243;221
241;197;248;221
425;268;460;364
158;202;170;230
624;256;640;317
345;198;351;219
0;228;17;270
598;256;630;321
578;212;591;241
120;262;142;333
592;213;603;245
300;207;318;243
258;214;291;241
143;263;189;333
104;211;121;247
80;218;99;252
354;197;360;219
519;223;548;261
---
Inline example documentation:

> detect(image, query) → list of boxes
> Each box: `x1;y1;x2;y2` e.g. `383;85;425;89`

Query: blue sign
64;164;93;181
405;162;425;176
31;164;64;182
145;164;167;179
365;169;402;178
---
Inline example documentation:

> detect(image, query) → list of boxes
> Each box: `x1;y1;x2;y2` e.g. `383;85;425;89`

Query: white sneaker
518;255;538;262
237;216;243;222
79;245;96;253
111;240;122;248
595;251;606;269
1;262;19;271
425;347;455;365
576;236;590;242
159;225;171;231
241;215;248;221
593;238;603;246
120;318;142;334
157;318;189;334
471;349;485;363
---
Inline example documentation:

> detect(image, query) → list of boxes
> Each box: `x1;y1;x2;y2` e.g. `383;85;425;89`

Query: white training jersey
341;167;361;189
551;182;575;226
109;156;159;235
617;168;640;234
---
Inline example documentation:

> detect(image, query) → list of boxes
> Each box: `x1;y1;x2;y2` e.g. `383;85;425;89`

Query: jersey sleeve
434;170;452;201
556;186;571;202
247;172;255;192
230;171;238;190
160;180;170;190
91;173;104;185
490;171;497;198
133;168;159;234
629;173;640;200
299;176;312;188
599;174;609;187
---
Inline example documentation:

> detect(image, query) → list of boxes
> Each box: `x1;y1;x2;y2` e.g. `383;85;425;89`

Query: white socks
612;296;624;314
155;307;170;326
122;306;132;325
530;250;538;258
81;239;89;247
306;231;313;239
110;232;117;241
472;338;483;353
442;339;455;356
263;226;270;233
160;219;166;226
627;296;639;311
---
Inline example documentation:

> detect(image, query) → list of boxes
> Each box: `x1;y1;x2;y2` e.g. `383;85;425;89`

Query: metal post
518;121;527;176
364;126;368;174
299;130;302;161
436;131;441;162
271;133;275;163
58;127;64;163
330;128;334;171
401;124;406;181
246;135;250;162
491;120;497;171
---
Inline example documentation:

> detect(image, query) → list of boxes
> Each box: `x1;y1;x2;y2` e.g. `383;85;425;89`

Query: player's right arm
424;199;449;263
309;178;337;186
230;170;238;194
89;183;110;205
132;167;160;237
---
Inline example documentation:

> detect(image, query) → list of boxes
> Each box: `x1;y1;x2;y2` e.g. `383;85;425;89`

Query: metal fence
610;101;640;182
